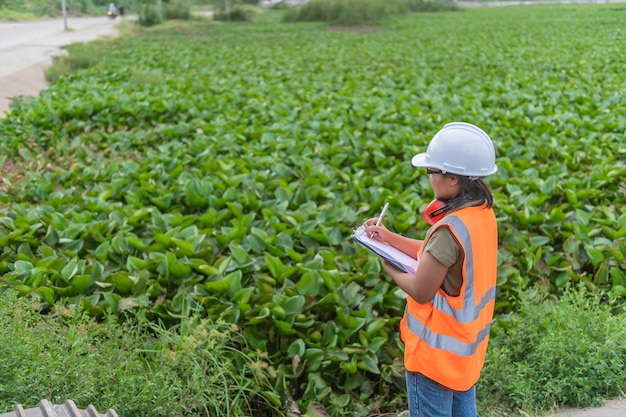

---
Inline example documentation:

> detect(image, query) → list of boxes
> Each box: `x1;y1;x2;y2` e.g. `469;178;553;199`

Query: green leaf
584;245;604;267
109;271;134;294
204;270;242;296
247;306;270;325
61;257;79;280
33;287;55;304
14;260;34;274
71;274;92;292
303;348;324;372
165;252;191;278
564;188;578;205
127;256;146;271
229;243;249;265
529;236;550;247
171;238;194;256
358;355;380;374
282;295;305;320
103;292;122;312
111;233;129;254
126;233;146;250
276;232;294;249
265;253;285;280
610;267;626;286
288;338;306;357
365;319;386;336
296;270;320;295
576;209;589;226
154;232;171;247
94;242;110;262
275;319;296;335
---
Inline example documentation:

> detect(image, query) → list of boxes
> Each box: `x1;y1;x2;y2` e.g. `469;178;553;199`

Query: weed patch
479;284;626;414
0;291;280;416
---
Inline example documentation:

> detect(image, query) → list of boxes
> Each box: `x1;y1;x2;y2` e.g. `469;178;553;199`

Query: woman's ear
448;174;459;186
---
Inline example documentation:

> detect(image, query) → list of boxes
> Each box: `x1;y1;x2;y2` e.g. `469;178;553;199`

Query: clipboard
352;225;419;274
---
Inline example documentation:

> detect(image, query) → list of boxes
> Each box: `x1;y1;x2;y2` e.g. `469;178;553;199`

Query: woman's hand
363;218;424;260
363;217;389;242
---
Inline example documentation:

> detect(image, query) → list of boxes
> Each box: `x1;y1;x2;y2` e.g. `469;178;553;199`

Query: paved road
0;16;122;116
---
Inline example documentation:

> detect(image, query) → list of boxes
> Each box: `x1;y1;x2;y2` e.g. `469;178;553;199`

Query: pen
375;202;389;227
370;202;389;238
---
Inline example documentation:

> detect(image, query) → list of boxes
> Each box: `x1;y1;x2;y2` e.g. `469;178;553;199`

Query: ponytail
452;176;493;209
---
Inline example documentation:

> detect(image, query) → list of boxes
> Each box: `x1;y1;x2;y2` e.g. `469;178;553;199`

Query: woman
364;122;498;417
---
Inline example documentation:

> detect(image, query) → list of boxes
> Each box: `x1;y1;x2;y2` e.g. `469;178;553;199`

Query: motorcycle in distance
107;3;117;19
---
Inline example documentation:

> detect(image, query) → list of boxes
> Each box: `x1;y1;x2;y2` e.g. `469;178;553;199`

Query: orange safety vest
399;205;498;391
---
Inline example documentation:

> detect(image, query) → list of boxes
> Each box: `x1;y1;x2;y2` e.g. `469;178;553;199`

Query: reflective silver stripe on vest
423;215;496;324
405;306;493;356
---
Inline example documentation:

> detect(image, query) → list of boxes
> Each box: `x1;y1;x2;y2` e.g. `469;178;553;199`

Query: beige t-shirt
423;227;464;297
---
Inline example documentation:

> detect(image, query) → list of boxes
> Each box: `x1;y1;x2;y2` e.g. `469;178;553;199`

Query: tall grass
164;0;192;20
478;284;626;415
214;6;253;22
282;0;457;26
138;3;163;26
0;7;35;20
407;0;458;12
0;291;281;417
44;42;106;83
282;0;409;26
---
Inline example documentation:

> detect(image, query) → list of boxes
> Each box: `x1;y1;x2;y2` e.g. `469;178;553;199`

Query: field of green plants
0;3;625;416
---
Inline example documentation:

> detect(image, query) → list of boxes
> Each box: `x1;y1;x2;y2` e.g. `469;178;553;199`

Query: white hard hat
411;122;498;177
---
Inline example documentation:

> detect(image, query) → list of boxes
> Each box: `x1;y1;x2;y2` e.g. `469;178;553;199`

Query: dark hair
449;175;493;209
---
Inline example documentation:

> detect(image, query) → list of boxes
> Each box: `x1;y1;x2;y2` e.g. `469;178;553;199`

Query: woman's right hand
363;218;389;243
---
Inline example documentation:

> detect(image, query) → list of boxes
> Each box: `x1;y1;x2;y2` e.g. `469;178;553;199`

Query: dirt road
0;16;121;116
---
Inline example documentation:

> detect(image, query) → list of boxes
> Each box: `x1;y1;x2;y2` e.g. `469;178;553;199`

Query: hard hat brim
411;153;428;168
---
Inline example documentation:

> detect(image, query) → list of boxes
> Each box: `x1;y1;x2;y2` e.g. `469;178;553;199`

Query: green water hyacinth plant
0;4;625;415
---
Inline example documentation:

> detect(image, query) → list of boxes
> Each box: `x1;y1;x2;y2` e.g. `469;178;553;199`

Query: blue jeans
405;371;477;417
